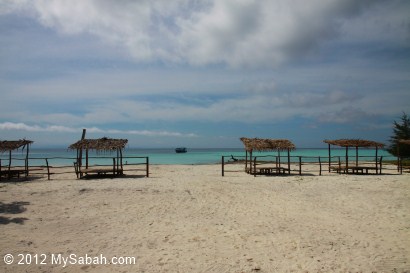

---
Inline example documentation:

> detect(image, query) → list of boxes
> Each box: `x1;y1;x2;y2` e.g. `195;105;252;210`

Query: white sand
1;164;409;272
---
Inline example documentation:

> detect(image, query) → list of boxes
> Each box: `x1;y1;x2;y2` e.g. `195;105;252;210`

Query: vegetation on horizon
387;112;410;157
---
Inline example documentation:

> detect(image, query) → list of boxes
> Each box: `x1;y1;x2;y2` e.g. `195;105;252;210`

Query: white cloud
2;0;400;67
0;122;197;137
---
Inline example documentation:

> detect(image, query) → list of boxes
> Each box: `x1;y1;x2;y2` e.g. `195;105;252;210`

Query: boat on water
175;147;187;153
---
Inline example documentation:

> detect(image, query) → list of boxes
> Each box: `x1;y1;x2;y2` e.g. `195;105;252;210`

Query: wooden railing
221;154;401;176
0;156;149;181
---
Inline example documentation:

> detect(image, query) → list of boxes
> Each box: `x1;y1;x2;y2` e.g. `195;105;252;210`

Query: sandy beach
1;164;409;272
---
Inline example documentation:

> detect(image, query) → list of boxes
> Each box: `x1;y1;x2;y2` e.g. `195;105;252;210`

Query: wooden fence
0;156;149;181
221;155;401;176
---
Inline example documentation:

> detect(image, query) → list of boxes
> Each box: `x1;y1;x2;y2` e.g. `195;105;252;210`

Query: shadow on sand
0;201;30;225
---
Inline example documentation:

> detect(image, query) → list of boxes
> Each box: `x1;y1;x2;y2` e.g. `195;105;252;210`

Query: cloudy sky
0;0;409;148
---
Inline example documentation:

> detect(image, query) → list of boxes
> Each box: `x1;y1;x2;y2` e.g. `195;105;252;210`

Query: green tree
388;112;410;157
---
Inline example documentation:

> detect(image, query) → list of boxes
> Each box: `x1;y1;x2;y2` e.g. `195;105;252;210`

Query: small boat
175;147;187;153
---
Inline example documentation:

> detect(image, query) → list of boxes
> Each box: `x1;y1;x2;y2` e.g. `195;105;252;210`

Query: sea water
0;148;395;167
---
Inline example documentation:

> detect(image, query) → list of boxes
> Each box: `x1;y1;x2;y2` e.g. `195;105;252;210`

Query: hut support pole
245;150;248;172
328;144;331;172
8;150;11;179
112;158;116;175
115;149;120;174
25;144;30;176
86;149;89;169
345;147;349;173
250;150;253;174
375;147;379;174
338;156;341;173
355;146;358;167
299;156;302;175
79;129;86;169
120;149;123;175
253;157;257;177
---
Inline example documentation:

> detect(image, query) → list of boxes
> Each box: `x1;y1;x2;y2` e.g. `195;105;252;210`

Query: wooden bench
330;166;379;174
0;167;44;180
253;167;290;176
74;162;123;179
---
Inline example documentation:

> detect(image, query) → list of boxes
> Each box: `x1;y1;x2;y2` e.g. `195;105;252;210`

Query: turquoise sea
0;148;395;167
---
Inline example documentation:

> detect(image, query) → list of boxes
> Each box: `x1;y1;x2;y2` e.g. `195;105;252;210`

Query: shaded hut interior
240;137;296;175
69;137;128;177
323;139;384;174
0;139;33;179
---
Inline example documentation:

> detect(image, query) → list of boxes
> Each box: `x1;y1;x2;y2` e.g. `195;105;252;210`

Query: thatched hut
323;139;384;174
240;137;296;175
69;137;128;178
0;139;33;179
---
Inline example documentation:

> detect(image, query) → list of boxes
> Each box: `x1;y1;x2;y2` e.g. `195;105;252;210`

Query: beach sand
1;164;409;272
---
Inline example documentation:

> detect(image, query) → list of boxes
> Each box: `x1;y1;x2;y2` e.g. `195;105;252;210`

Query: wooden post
287;149;290;174
245;150;248;172
250;150;253;174
146;157;149;177
116;149;119;174
46;158;50;180
338;156;341;173
221;156;225;177
355;146;358;167
8;150;11;179
375;146;379;174
120;149;123;174
345;147;349;173
25;143;30;177
86;149;89;169
319;156;322;176
78;129;86;169
379;156;383;174
76;149;79;168
299;156;302;175
113;158;116;176
253;157;257;177
328;143;331;172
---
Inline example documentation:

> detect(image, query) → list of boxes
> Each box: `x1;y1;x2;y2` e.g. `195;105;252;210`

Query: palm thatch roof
398;139;410;145
240;137;296;151
323;139;384;148
69;137;128;151
0;139;33;153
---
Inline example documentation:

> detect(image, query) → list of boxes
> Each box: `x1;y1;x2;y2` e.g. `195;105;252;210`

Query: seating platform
330;166;379;174
252;166;290;175
0;167;44;180
74;162;123;179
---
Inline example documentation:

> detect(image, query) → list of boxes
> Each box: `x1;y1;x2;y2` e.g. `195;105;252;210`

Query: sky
0;0;409;148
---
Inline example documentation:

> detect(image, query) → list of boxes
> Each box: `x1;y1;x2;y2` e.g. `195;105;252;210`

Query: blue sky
0;0;409;148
